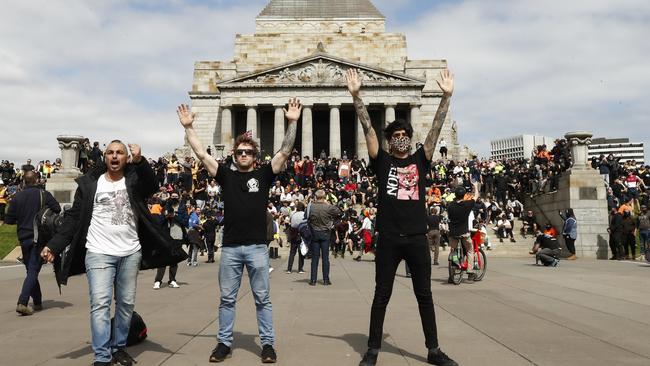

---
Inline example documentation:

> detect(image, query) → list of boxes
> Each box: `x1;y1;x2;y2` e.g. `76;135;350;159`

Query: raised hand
128;143;141;163
436;69;454;96
283;97;303;122
346;68;362;96
176;104;195;128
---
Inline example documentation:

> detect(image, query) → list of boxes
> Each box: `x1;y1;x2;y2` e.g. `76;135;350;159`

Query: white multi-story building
588;138;645;165
490;134;555;160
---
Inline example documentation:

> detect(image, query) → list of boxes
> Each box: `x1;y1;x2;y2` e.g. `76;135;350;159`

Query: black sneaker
112;348;136;366
209;343;231;362
359;348;379;366
261;344;277;363
427;347;458;366
93;362;111;366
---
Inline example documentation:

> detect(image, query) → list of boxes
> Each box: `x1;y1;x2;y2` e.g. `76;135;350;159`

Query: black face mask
623;212;631;218
170;198;179;205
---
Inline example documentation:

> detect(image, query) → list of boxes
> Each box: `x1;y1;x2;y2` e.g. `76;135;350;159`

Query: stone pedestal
46;135;85;206
525;131;609;259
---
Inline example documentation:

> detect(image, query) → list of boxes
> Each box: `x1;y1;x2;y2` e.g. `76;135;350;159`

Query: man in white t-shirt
42;140;187;366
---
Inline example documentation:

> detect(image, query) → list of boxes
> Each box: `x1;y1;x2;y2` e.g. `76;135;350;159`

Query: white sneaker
168;281;180;288
153;281;161;290
192;262;198;267
269;267;274;274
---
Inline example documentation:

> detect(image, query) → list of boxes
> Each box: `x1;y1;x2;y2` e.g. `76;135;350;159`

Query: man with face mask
346;68;458;366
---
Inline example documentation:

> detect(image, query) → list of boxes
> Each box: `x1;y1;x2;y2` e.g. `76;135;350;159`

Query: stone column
385;104;396;125
565;131;593;169
273;106;285;154
302;105;313;158
220;107;233;153
329;104;341;158
410;104;421;151
246;105;257;139
46;135;85;205
356;116;369;161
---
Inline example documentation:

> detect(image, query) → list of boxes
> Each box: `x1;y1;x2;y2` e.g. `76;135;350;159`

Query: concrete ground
1;250;650;366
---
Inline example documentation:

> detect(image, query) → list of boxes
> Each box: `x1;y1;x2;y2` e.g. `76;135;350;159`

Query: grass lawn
0;224;18;259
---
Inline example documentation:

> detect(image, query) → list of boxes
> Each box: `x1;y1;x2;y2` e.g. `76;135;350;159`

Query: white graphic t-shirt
86;174;141;256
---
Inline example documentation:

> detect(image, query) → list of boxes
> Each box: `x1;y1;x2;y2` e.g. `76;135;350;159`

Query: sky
1;0;648;163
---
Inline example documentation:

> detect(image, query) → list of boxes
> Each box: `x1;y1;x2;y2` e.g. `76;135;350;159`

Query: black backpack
111;311;148;346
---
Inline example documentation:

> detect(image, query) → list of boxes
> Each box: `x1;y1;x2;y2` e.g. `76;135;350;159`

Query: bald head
315;189;326;201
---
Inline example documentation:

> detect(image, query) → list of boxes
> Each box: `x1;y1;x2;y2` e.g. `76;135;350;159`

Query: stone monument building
189;0;459;160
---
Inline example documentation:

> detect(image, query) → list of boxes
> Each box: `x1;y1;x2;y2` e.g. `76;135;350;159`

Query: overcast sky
1;0;648;163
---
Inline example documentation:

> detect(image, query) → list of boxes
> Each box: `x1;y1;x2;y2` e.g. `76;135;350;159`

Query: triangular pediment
217;53;425;88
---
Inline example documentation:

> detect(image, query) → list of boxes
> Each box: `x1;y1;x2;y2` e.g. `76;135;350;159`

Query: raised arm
346;69;379;159
271;98;302;174
423;69;454;160
177;104;219;177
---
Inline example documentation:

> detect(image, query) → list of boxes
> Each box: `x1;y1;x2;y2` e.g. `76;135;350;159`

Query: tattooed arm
271;98;303;174
177;104;219;177
423;69;454;161
346;69;379;159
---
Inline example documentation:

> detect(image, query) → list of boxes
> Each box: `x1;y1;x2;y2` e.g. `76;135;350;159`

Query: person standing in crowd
608;208;624;260
620;208;637;259
203;211;218;263
286;201;306;274
40;141;187;366
438;138;447;159
447;183;480;281
560;208;578;260
307;189;342;286
427;206;442;265
347;67;458;366
154;205;184;289
0;179;7;224
177;98;301;364
637;205;650;260
5;171;60;316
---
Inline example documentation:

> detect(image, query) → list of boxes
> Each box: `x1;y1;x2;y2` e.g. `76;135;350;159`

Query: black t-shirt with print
215;163;275;246
371;148;429;235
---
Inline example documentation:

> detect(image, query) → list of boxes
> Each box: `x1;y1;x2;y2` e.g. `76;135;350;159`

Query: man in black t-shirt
177;98;302;364
530;233;561;266
347;68;458;366
447;184;480;281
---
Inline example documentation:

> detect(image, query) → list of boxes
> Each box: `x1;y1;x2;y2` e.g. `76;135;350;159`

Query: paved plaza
1;252;650;366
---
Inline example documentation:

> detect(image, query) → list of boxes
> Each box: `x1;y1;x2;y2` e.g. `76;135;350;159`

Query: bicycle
447;231;487;285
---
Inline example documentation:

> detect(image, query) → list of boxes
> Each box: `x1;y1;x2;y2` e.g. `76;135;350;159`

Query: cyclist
447;182;480;282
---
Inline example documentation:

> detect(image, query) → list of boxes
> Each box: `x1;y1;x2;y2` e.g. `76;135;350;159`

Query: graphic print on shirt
94;189;134;225
247;178;260;192
386;164;419;200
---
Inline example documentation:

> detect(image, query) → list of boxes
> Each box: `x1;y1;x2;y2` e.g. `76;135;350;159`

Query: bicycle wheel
473;248;487;281
447;249;464;285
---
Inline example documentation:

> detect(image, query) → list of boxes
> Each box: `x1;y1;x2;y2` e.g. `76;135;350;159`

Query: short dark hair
233;134;259;157
23;171;38;186
383;119;413;141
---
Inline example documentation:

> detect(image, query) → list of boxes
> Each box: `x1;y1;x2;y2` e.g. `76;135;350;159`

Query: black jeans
564;236;576;255
287;238;305;272
368;232;438;350
18;240;42;306
206;235;216;261
310;230;331;282
155;264;178;283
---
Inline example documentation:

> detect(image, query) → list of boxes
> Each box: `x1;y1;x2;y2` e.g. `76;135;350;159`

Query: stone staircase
485;231;537;258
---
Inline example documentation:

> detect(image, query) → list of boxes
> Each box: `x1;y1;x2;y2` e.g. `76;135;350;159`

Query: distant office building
588;138;645;165
490;134;555;160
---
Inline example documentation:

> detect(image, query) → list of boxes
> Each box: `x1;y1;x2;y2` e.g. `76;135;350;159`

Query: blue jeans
218;244;274;347
85;250;142;363
310;230;331;282
18;239;42;306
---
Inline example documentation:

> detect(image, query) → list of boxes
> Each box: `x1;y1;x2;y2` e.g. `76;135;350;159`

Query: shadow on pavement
41;299;74;309
306;332;428;363
56;339;178;360
177;331;261;357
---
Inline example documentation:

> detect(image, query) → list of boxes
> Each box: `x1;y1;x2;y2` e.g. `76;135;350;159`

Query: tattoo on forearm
353;95;374;136
425;95;451;150
279;121;298;155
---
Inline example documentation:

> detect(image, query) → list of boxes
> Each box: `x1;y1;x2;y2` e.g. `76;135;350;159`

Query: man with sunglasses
346;68;458;366
177;98;302;364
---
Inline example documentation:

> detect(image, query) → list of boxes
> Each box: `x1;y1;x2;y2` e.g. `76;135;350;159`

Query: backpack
111;311;147;346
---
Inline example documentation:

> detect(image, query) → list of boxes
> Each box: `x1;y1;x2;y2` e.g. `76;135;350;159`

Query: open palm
176;104;195;127
436;69;454;95
284;98;303;121
346;68;362;95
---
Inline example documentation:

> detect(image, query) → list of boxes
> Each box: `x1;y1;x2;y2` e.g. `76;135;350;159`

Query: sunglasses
235;149;255;157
